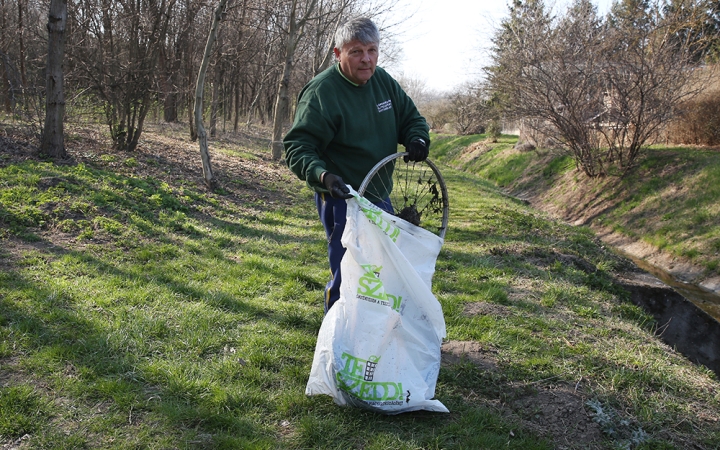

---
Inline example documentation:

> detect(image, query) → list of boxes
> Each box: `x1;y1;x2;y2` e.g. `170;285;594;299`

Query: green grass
431;133;528;187
0;385;50;437
443;134;720;277
606;148;720;272
0;127;719;448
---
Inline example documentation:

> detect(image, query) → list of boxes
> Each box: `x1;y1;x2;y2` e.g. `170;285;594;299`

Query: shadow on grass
0;210;566;450
0;229;329;446
9;145;714;448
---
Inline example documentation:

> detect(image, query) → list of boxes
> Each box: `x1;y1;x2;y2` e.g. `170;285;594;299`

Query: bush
668;94;720;146
514;141;536;153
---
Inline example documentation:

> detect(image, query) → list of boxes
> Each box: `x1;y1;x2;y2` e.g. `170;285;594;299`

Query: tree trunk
164;91;178;122
41;0;67;159
210;80;219;138
233;79;239;132
188;53;197;140
210;67;221;137
0;61;9;112
271;50;293;160
0;0;10;113
270;0;317;160
209;21;224;138
18;0;26;88
160;49;179;122
195;0;230;187
246;49;274;127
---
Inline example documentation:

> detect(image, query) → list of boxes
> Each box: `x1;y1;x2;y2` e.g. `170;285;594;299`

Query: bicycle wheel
358;153;449;239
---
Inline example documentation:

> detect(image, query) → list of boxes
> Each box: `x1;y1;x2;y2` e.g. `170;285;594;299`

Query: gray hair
334;17;379;49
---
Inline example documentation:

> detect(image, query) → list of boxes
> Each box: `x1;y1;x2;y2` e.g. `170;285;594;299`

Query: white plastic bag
305;188;448;414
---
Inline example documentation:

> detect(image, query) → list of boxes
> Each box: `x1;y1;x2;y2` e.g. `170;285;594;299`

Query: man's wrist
320;171;327;184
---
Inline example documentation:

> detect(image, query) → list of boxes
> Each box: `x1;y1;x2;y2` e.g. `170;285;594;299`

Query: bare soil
443;304;608;450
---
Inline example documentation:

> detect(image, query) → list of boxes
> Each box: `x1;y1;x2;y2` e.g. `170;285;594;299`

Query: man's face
333;40;378;85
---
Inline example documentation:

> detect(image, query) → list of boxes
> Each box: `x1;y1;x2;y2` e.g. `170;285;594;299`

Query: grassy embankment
1;124;719;449
430;133;720;281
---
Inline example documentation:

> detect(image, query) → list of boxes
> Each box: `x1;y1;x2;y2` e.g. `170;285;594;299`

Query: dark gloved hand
404;138;429;162
322;172;353;199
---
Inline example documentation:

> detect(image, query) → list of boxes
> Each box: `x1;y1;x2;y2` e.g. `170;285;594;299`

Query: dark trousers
315;192;393;313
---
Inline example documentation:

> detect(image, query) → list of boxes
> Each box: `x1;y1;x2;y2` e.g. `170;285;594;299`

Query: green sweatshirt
283;64;429;201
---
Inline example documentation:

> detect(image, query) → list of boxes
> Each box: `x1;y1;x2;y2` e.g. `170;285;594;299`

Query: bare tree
270;0;318;160
40;0;67;159
72;0;176;151
268;0;410;160
307;0;350;75
487;0;709;177
18;0;27;88
419;96;453;132
159;0;203;124
599;1;712;171
209;21;225;138
6;0;413;152
448;83;490;136
245;44;280;127
0;0;46;120
195;0;231;187
394;72;428;103
0;0;11;112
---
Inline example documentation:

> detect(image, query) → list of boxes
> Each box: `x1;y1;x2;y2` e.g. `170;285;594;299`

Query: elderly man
284;17;430;313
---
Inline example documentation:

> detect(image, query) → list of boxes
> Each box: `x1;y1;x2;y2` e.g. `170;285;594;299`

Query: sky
391;0;614;93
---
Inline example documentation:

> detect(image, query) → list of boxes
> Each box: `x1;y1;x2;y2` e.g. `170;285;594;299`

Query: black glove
404;138;429;162
322;172;353;199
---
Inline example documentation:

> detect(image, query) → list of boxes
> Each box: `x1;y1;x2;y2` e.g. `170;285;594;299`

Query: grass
1;124;719;449
435;132;720;276
431;134;527;187
600;148;720;271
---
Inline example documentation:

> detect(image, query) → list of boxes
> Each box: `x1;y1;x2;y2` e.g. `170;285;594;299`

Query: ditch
614;248;720;376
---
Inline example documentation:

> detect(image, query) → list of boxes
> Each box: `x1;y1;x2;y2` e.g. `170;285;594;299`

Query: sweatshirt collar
335;63;359;87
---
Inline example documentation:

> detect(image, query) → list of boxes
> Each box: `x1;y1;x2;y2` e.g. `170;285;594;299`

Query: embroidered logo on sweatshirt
377;99;392;113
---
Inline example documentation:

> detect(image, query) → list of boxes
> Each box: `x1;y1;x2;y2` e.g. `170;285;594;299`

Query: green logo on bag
357;198;400;242
337;352;405;403
356;265;403;312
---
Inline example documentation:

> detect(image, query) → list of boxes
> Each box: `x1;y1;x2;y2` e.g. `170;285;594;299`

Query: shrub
667;95;720;145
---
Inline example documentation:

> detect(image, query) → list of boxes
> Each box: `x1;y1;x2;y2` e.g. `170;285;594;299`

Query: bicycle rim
358;153;449;239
